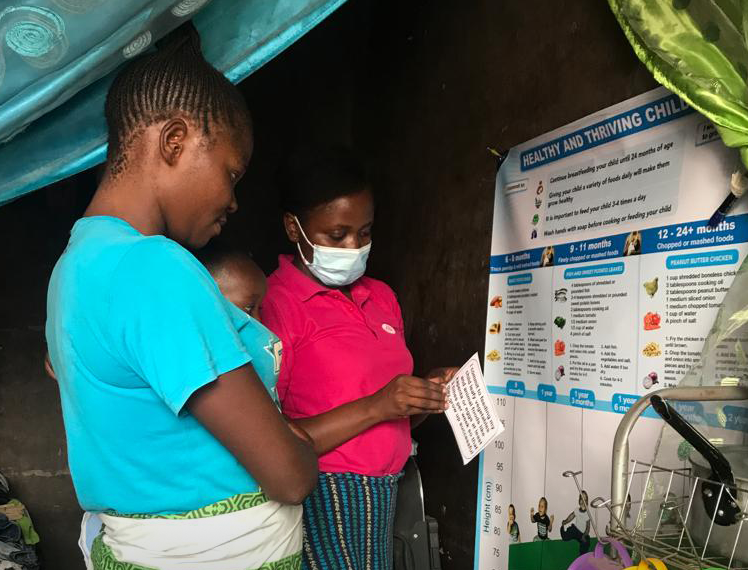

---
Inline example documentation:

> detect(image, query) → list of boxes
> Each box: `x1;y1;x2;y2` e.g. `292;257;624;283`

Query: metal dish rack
571;386;748;570
601;460;746;570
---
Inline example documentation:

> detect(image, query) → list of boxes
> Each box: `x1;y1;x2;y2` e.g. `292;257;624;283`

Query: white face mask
294;216;371;287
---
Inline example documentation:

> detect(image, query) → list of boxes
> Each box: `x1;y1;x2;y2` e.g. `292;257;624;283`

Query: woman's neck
85;174;165;237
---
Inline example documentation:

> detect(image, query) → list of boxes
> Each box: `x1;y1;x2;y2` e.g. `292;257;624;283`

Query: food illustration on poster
474;87;748;570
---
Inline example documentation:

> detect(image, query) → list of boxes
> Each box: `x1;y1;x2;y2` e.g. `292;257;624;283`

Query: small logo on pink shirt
382;323;396;334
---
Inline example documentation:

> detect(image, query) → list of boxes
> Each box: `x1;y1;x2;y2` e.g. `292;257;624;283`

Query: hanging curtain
608;0;748;168
0;0;345;205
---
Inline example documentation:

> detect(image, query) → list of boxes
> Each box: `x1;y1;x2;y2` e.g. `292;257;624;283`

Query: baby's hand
550;515;555;522
530;508;535;515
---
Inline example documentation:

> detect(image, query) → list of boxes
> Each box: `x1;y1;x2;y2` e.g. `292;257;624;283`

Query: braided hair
104;22;251;176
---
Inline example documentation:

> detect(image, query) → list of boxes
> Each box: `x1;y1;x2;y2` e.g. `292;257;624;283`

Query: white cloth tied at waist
96;500;302;569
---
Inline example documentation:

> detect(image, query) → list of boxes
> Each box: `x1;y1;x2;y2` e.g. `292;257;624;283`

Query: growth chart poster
474;87;748;570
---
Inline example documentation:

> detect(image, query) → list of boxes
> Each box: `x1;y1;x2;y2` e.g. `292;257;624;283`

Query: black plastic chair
393;457;441;570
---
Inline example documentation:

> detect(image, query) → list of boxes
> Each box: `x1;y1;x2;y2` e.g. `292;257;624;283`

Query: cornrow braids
104;22;251;176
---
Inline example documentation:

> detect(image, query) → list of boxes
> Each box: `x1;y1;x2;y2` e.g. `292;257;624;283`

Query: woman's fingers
408;398;445;410
403;395;445;412
378;374;449;419
402;376;446;401
398;378;447;414
425;366;459;384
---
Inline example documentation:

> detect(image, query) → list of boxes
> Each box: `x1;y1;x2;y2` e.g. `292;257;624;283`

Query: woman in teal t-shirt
45;24;317;569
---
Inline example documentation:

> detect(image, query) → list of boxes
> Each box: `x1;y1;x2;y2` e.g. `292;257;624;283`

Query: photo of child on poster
530;497;554;541
507;504;520;543
560;491;591;555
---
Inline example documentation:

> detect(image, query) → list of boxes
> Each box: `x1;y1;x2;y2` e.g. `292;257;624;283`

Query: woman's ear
283;212;300;243
159;118;189;166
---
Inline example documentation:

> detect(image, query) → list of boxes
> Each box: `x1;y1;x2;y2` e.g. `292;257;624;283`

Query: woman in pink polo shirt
261;146;455;570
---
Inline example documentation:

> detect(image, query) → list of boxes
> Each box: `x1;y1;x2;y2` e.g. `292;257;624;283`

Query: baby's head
197;243;266;320
538;497;548;515
508;504;515;523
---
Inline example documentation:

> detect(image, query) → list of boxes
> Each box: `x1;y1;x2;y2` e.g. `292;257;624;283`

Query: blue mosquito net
0;0;345;205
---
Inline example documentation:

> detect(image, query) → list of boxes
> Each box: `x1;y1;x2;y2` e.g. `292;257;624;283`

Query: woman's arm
188;363;318;505
562;511;575;526
292;373;447;456
260;292;447;456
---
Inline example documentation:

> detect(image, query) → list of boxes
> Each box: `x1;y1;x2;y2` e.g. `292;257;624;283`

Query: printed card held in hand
445;353;504;464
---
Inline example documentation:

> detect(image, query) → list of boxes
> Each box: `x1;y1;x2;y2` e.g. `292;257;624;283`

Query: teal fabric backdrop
0;0;345;205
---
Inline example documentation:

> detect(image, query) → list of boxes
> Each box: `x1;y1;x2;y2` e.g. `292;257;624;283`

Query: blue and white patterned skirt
301;471;402;570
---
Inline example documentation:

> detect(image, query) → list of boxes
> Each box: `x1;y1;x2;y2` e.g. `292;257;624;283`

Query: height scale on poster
474;87;748;570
